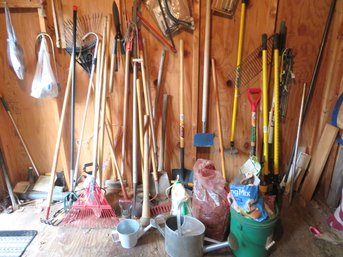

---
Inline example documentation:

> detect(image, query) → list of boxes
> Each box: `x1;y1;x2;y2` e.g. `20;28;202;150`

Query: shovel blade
193;133;214;147
171;168;193;183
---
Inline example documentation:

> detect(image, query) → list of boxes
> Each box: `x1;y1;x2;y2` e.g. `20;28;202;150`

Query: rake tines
227;35;274;89
62;178;119;228
150;201;171;217
63;13;103;73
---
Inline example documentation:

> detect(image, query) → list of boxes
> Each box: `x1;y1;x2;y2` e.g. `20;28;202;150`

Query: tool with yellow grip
227;0;247;154
261;33;269;194
273;33;280;178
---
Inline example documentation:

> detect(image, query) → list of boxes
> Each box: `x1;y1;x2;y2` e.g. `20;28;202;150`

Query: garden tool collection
1;3;334;255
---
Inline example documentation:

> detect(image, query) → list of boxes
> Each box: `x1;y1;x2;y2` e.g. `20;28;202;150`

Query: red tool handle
247;88;262;112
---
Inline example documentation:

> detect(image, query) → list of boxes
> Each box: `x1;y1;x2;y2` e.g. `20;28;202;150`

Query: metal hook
35;32;59;82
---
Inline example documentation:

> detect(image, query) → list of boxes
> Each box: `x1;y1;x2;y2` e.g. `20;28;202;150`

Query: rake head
62;178;119;228
150;201;171;217
63;13;103;73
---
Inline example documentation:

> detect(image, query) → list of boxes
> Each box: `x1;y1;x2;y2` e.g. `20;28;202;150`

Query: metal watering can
154;200;236;257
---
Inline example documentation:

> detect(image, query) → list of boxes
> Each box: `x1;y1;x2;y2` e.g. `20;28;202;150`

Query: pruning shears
112;1;125;71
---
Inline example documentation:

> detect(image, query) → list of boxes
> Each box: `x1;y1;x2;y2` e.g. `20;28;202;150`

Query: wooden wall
0;0;342;191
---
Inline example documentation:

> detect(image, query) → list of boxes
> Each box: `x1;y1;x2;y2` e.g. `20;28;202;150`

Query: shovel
193;0;214;147
172;40;192;183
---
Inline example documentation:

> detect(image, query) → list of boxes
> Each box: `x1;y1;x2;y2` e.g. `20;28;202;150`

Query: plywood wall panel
0;0;341;190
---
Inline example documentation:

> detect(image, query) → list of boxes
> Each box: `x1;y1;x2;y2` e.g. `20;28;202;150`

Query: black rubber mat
0;230;37;257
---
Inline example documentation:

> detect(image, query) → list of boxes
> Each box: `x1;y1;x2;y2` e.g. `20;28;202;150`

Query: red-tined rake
150;201;171;217
62;177;119;228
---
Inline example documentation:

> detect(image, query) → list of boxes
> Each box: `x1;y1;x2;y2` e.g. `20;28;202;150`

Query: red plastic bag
191;159;230;241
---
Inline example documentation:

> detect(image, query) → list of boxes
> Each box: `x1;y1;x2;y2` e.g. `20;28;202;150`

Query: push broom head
62;176;118;228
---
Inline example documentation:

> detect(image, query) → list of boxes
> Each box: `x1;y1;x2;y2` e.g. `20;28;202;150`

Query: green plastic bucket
229;207;279;257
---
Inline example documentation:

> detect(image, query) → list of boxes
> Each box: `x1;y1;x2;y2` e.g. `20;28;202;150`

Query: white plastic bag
5;6;25;80
31;35;59;99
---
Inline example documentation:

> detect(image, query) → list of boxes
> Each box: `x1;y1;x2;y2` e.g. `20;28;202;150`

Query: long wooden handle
132;63;138;186
136;79;145;179
51;0;60;48
0;96;40;177
201;0;211;132
158;94;168;172
141;40;158;158
179;40;185;169
73;33;99;190
109;43;115;93
46;59;72;219
98;16;111;187
289;83;306;202
211;59;226;181
105;122;129;199
120;46;131;177
141;115;150;227
180;40;184;149
153;50;166;121
92;43;105;176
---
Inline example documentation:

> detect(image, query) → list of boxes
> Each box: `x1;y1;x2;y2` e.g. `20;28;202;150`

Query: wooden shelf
0;0;44;9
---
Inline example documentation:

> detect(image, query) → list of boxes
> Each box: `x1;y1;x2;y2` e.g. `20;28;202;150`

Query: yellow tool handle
212;58;227;181
273;34;280;176
230;0;247;144
262;34;269;176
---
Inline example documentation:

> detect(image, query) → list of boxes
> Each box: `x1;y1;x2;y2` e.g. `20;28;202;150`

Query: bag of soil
192;159;230;241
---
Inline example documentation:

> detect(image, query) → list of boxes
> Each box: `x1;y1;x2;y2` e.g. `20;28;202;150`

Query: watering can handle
177;197;190;237
153;215;167;238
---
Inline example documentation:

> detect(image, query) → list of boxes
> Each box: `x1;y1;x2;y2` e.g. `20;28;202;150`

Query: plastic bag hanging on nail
31;36;59;99
5;6;25;80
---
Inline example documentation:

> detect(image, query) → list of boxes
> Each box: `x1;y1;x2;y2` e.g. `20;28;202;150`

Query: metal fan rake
63;13;103;73
227;35;273;90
